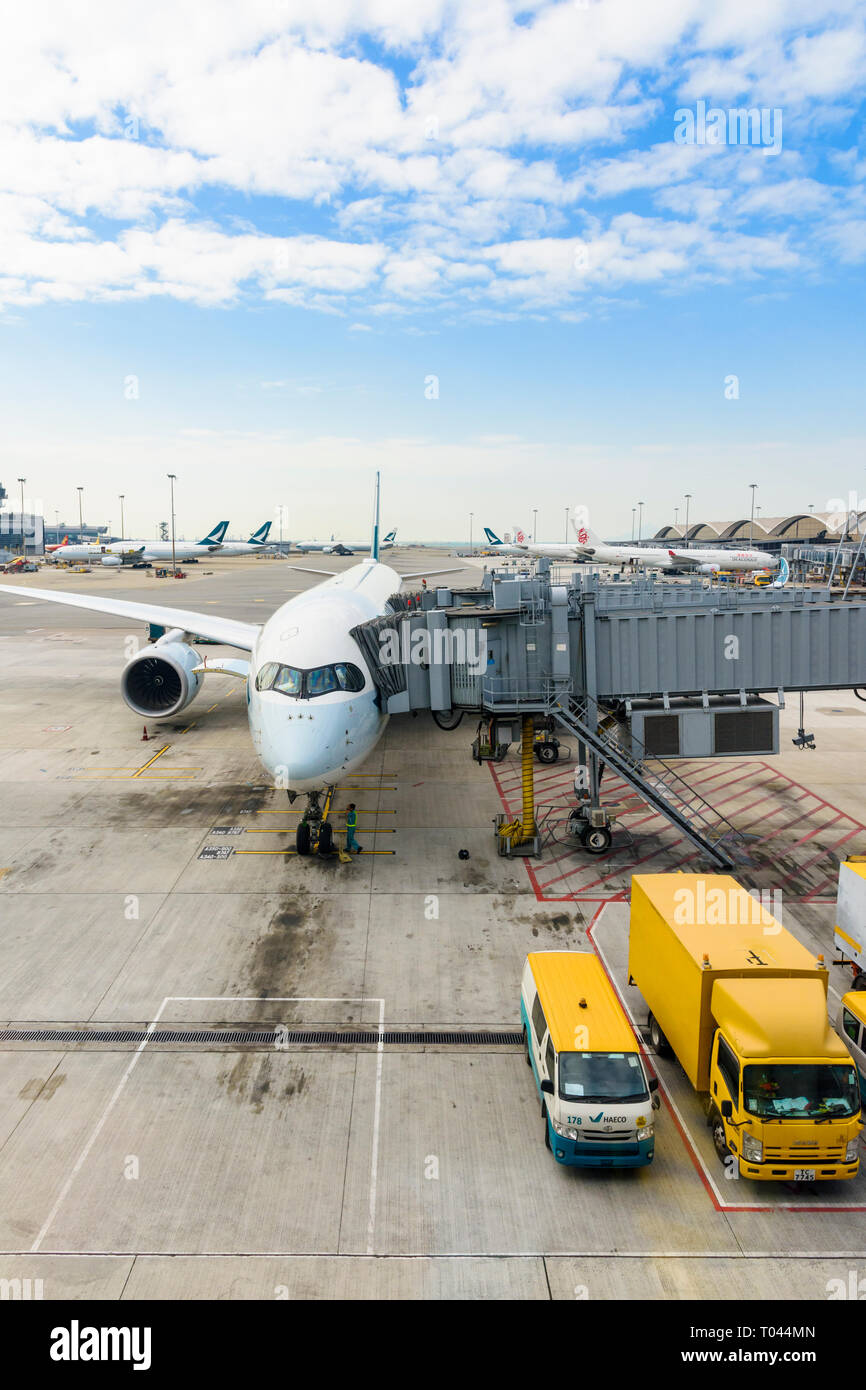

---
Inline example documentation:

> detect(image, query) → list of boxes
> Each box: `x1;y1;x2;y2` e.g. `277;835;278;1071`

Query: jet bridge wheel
581;825;612;855
296;821;312;856
535;740;559;764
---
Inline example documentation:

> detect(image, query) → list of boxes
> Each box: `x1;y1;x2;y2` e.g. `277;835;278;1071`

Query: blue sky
1;0;865;540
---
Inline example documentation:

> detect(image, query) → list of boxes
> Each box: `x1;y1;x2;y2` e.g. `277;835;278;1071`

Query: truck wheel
296;821;311;856
543;1107;552;1150
853;972;866;992
648;1013;671;1055
583;825;612;855
710;1110;732;1164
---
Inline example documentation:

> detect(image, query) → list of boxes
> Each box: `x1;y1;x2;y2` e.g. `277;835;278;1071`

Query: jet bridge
351;568;866;867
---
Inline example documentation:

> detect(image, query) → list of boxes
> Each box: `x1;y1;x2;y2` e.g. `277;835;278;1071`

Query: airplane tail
199;520;229;546
382;528;397;545
483;526;503;545
370;472;381;562
513;524;528;545
248;521;271;545
771;556;790;588
570;509;602;547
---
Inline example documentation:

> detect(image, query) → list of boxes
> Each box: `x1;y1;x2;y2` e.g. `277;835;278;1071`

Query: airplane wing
286;564;340;577
0;585;260;650
398;567;467;581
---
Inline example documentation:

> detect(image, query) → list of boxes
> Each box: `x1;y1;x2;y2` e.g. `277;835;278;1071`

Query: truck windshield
559;1051;648;1103
742;1064;860;1119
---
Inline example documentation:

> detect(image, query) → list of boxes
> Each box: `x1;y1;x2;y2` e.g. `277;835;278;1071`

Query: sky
1;0;865;541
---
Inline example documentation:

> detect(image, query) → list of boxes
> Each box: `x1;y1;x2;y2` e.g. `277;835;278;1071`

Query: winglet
371;471;381;562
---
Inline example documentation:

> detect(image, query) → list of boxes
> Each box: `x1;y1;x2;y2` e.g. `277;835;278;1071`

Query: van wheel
543;1107;552;1150
523;1027;531;1066
648;1013;671;1055
710;1109;732;1164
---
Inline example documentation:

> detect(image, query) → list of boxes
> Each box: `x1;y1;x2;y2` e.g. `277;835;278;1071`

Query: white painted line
31;996;170;1252
31;994;387;1255
367;997;385;1255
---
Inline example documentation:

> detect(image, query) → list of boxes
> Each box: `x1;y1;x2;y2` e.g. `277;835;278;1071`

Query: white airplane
568;515;780;574
0;479;457;854
481;526;530;556
293;528;397;555
47;521;230;567
213;522;276;556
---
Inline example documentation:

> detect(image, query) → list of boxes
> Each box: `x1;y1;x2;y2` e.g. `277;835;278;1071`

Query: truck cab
837;992;866;1095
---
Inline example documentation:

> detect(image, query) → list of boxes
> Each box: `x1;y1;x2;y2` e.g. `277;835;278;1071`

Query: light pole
77;487;84;544
684;493;692;540
637;501;644;544
54;509;59;545
674;506;679;534
17;477;26;555
119;494;125;542
749;482;757;548
168;474;177;574
469;512;473;550
279;504;286;556
631;508;636;542
564;505;569;542
532;507;538;542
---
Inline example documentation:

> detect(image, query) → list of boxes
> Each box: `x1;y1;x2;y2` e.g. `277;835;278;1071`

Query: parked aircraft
46;522;230;566
569;515;779;574
215;522;276;556
293;528;397;555
0;480;456;853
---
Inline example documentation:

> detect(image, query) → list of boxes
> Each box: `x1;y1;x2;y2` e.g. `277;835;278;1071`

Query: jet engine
121;640;202;717
697;563;721;574
101;555;123;567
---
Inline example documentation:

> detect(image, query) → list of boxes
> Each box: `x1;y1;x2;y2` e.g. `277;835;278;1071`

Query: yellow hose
500;716;536;846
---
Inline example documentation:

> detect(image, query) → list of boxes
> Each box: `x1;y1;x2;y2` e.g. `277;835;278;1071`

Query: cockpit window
307;666;339;697
254;661;366;699
273;665;303;696
334;663;365;692
255;662;281;692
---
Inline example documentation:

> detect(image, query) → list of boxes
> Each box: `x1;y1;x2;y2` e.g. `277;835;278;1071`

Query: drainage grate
3;1026;523;1047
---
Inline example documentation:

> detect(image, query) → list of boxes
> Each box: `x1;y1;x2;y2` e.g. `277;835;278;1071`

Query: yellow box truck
833;856;866;989
628;873;862;1182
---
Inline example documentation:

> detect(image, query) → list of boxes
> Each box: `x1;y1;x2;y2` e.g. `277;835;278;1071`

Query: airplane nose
258;700;354;787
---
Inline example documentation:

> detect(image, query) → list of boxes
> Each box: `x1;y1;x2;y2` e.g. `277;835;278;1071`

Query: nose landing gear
292;787;336;856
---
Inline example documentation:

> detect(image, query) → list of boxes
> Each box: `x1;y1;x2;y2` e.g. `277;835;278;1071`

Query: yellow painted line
234;849;297;856
836;926;863;954
132;745;171;778
245;827;395;835
0;868;11;883
341;785;396;792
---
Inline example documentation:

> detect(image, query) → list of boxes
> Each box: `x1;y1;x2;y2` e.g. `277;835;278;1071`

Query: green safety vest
346;810;357;829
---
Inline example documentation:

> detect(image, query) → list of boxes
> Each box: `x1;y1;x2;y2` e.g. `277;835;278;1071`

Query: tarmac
1;550;865;1300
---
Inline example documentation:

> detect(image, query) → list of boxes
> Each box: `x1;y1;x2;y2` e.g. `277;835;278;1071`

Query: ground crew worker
345;803;362;855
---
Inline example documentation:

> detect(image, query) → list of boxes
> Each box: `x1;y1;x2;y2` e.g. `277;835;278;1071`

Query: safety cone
141;725;150;741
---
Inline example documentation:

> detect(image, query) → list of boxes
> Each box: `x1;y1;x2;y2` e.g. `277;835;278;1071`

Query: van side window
545;1036;555;1080
717;1035;740;1100
842;1008;862;1046
531;994;547;1044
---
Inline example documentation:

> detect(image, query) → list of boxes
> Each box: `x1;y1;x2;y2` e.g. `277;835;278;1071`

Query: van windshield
559;1051;648;1103
742;1064;860;1119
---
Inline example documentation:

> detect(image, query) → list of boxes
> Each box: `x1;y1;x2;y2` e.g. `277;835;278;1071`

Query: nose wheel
293;787;336;856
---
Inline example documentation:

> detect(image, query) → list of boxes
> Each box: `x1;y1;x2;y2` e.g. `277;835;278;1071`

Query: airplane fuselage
248;559;398;791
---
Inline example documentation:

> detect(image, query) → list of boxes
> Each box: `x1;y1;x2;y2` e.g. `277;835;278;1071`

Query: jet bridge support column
496;714;540;856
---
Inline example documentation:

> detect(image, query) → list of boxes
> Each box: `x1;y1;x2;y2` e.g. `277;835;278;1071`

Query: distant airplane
46;522;230;566
215;522;276;556
0;481;457;854
482;526;530;556
568;514;780;574
294;528;397;555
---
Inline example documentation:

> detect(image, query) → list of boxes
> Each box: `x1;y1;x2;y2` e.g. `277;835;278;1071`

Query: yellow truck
833;856;866;989
628;873;862;1182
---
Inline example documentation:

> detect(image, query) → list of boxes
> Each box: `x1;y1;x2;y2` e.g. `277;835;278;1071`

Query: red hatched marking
489;756;866;903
